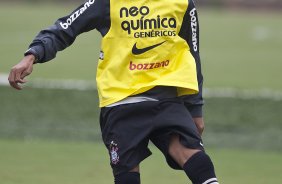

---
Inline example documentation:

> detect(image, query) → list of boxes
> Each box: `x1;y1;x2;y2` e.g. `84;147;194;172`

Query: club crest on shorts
110;141;119;165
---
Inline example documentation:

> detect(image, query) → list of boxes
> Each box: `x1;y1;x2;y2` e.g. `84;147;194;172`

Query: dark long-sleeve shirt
25;0;204;116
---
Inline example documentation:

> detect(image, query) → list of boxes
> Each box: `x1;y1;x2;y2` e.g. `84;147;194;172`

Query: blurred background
0;0;282;183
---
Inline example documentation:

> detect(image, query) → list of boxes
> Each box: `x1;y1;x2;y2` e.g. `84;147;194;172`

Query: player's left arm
179;0;204;135
193;117;204;136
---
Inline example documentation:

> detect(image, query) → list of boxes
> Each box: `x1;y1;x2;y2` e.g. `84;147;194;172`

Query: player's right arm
8;0;106;90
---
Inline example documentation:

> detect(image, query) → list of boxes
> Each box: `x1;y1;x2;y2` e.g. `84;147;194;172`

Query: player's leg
100;102;157;184
114;166;140;184
169;134;218;184
150;98;218;184
168;134;201;166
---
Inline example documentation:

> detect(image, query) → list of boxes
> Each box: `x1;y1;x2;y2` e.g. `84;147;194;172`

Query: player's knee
168;134;181;156
130;166;140;172
168;134;201;167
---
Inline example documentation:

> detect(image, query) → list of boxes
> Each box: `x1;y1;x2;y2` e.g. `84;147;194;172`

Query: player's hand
193;117;205;136
8;55;35;90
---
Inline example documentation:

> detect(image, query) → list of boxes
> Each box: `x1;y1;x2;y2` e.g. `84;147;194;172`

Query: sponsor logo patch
129;60;170;71
99;51;104;60
119;6;177;38
190;8;198;52
110;141;119;165
132;41;166;55
60;0;96;29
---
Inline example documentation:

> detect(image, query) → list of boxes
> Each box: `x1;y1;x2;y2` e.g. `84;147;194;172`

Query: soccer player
8;0;219;183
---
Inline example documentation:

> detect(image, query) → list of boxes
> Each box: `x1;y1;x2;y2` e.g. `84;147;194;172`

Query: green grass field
1;140;282;184
1;85;282;183
1;2;282;184
1;86;282;150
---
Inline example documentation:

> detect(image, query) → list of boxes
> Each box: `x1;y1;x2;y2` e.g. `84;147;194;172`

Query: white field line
0;73;9;86
1;73;282;101
204;88;282;101
28;78;96;90
0;73;96;90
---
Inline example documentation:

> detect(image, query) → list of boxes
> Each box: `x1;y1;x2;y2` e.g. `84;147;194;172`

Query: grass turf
0;139;282;184
1;86;281;151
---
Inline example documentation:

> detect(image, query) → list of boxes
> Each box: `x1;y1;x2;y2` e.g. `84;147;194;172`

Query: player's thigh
150;99;203;169
100;102;157;175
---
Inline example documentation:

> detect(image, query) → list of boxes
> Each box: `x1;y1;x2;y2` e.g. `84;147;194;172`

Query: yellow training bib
96;0;198;107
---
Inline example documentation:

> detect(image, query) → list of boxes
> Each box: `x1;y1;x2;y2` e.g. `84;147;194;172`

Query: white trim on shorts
106;97;159;107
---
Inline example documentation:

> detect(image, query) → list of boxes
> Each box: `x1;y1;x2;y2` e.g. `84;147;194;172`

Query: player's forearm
182;78;204;118
22;54;37;64
193;117;205;135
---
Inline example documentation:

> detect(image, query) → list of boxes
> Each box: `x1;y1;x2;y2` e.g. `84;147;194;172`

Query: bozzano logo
60;0;95;30
129;60;170;70
120;6;177;38
190;8;198;52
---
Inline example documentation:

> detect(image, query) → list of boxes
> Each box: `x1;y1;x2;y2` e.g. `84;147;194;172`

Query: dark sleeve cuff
24;45;45;63
185;104;203;118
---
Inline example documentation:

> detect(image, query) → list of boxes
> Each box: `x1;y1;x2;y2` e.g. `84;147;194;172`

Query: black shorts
100;98;203;175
